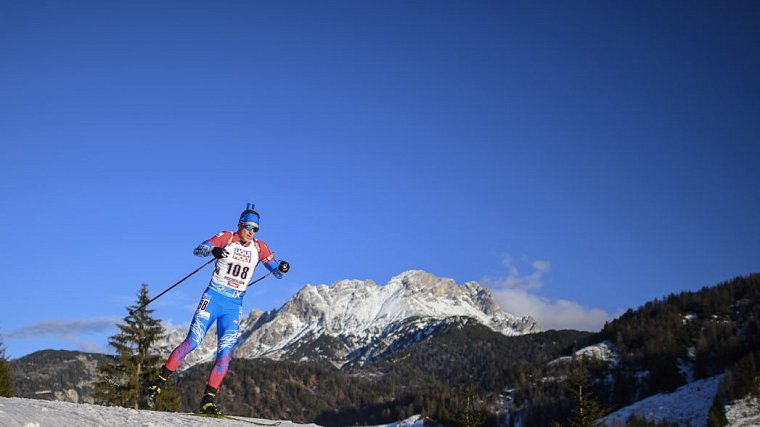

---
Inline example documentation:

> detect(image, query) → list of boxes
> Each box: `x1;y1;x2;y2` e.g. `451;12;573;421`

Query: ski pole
249;270;276;286
249;260;290;286
129;258;215;315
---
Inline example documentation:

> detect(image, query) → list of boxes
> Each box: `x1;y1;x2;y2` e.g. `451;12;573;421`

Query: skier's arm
193;231;232;258
257;240;287;279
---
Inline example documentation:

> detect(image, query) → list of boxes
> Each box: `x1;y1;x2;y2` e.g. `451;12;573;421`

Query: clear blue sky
1;1;758;359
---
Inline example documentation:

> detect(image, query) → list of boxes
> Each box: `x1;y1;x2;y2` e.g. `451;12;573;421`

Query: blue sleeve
263;258;284;279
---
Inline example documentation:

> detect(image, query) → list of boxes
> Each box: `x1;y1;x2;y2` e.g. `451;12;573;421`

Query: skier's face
237;222;258;243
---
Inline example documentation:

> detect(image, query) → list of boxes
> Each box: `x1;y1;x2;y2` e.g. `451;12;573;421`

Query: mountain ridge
159;270;540;368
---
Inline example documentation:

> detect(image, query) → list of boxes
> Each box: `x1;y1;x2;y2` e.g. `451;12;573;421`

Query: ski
189;412;282;426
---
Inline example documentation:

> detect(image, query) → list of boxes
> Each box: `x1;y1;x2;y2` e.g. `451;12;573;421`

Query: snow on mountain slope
547;341;620;368
158;270;540;368
600;375;724;427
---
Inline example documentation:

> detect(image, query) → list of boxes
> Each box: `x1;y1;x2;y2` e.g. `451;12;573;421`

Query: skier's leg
207;303;242;389
166;292;218;371
147;292;217;408
199;303;242;414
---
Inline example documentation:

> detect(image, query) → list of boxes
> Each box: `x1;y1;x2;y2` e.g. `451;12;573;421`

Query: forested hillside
10;350;111;403
173;323;591;426
594;274;760;404
515;274;760;426
170;274;759;426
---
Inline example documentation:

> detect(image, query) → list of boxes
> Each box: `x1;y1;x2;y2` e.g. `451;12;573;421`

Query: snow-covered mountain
159;270;540;368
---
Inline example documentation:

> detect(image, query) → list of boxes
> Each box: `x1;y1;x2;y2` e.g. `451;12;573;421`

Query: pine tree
566;356;606;427
446;384;486;427
93;283;178;410
0;335;14;397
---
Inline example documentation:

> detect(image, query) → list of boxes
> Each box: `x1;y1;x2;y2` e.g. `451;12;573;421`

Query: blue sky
1;1;758;359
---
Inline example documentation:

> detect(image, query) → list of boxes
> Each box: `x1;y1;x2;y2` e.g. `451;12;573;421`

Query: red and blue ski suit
164;231;283;389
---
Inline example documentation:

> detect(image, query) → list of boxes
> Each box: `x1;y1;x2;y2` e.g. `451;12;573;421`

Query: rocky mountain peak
162;270;541;368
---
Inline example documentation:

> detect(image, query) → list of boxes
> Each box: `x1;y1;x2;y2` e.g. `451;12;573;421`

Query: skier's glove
278;260;290;273
211;247;229;259
193;245;212;257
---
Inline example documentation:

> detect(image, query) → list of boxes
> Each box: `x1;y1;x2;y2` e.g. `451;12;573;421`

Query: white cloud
482;255;614;331
484;255;550;290
492;287;613;331
6;317;120;340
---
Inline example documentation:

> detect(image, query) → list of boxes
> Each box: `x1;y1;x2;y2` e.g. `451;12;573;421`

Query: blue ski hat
239;203;260;227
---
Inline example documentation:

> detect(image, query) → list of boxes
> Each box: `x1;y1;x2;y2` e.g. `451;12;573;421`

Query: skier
146;203;289;414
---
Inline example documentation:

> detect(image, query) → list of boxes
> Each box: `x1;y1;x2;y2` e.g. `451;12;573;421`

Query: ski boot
199;384;222;415
145;365;173;409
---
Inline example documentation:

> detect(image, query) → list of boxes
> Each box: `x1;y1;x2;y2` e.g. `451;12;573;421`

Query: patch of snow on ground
575;341;619;367
369;415;425;427
600;375;723;427
547;341;619;368
726;394;760;427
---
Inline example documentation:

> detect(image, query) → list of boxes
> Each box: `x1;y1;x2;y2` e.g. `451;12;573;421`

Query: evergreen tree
93;283;178;410
706;393;728;427
566;357;606;427
446;384;486;427
0;334;14;397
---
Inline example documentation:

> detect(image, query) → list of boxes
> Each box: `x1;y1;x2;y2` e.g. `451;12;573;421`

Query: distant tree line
10;349;111;402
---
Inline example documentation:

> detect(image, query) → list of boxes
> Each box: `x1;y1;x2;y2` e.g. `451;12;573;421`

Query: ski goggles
242;223;259;232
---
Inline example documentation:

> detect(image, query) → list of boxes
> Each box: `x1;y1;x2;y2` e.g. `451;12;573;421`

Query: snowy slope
600;375;724;427
0;397;430;427
0;397;318;427
601;374;760;426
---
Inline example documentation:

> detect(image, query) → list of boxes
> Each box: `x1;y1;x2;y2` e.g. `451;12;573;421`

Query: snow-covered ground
3;387;758;427
573;341;619;367
0;397;426;427
547;340;620;368
601;374;760;427
726;394;760;427
370;415;425;427
600;375;724;427
0;397;320;427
